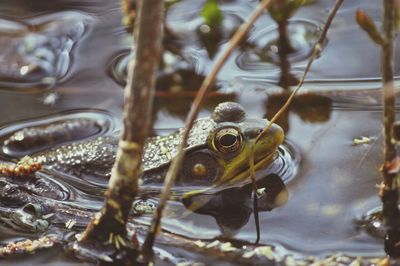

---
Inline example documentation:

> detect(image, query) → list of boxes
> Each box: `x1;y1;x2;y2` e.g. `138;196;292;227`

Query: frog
11;102;284;200
0;101;287;235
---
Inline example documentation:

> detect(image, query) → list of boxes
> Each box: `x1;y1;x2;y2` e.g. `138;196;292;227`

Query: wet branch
380;0;400;257
77;0;163;256
356;0;400;257
381;0;398;223
141;0;273;261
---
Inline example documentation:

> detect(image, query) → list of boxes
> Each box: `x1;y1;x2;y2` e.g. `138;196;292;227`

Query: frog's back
31;118;216;179
33;136;119;178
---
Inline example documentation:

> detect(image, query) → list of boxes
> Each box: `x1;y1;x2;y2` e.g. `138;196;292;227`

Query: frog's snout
243;127;264;139
270;123;285;146
244;121;284;146
253;122;284;157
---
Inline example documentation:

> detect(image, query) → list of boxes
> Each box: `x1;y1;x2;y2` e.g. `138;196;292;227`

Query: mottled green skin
30;102;284;190
31;118;216;181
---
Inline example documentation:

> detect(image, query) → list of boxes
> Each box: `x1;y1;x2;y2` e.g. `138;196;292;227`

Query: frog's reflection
182;174;288;236
265;93;332;133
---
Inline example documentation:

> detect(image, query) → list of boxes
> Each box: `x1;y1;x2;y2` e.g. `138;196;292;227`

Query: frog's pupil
220;134;237;147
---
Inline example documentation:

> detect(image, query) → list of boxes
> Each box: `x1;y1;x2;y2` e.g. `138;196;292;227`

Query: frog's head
178;102;284;198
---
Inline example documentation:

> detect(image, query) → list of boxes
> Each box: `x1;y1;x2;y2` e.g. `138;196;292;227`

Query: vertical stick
381;0;400;257
250;0;343;245
79;0;163;246
141;0;273;261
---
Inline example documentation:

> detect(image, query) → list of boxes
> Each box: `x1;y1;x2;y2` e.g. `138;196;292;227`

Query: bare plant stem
277;14;299;89
248;0;344;243
256;0;343;138
79;0;163;249
277;20;295;54
141;0;273;261
380;0;400;257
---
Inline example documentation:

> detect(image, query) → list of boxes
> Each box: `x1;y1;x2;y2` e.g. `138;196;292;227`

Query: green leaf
201;0;223;27
355;9;385;46
267;0;287;23
267;0;305;23
287;0;306;18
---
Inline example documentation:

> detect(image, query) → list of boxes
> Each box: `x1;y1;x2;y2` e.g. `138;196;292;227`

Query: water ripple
0;109;118;158
236;19;322;72
0;11;93;90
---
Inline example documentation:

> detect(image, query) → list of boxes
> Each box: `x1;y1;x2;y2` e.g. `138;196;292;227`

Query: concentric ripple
236;19;322;72
108;49;212;92
108;50;130;86
0;11;93;90
0;109;118;158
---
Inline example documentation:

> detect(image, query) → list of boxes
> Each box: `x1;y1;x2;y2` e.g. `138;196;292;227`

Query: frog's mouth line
218;150;278;188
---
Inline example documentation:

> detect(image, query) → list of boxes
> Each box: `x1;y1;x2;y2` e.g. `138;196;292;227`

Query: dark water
0;0;399;264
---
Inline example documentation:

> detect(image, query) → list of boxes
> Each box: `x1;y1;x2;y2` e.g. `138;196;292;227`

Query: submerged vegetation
266;0;304;88
0;0;400;265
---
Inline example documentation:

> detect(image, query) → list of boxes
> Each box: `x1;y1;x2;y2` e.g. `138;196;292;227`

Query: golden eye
214;127;243;154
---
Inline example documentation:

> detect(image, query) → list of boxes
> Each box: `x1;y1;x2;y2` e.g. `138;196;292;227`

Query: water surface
0;0;398;264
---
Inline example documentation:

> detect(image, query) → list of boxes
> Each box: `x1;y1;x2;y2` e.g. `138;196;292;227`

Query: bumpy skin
32;136;119;179
29;102;284;191
31;118;216;179
0;102;285;235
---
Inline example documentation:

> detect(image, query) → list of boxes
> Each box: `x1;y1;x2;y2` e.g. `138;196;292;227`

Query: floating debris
205;240;220;249
352;136;374;145
0;156;42;177
219;242;237;252
254;246;275;260
242;250;255;259
0;235;59;257
42;92;60;106
132;200;156;215
193;240;206;248
65;219;77;229
176;262;205;266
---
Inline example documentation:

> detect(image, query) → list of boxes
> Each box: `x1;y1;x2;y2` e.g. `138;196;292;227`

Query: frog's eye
213;127;243;154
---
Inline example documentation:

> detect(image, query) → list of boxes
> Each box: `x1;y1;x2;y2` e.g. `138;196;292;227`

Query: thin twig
251;175;261;243
259;0;344;136
249;0;344;242
141;0;273;260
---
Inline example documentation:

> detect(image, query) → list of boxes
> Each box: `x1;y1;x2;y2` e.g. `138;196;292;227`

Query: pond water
0;0;399;265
